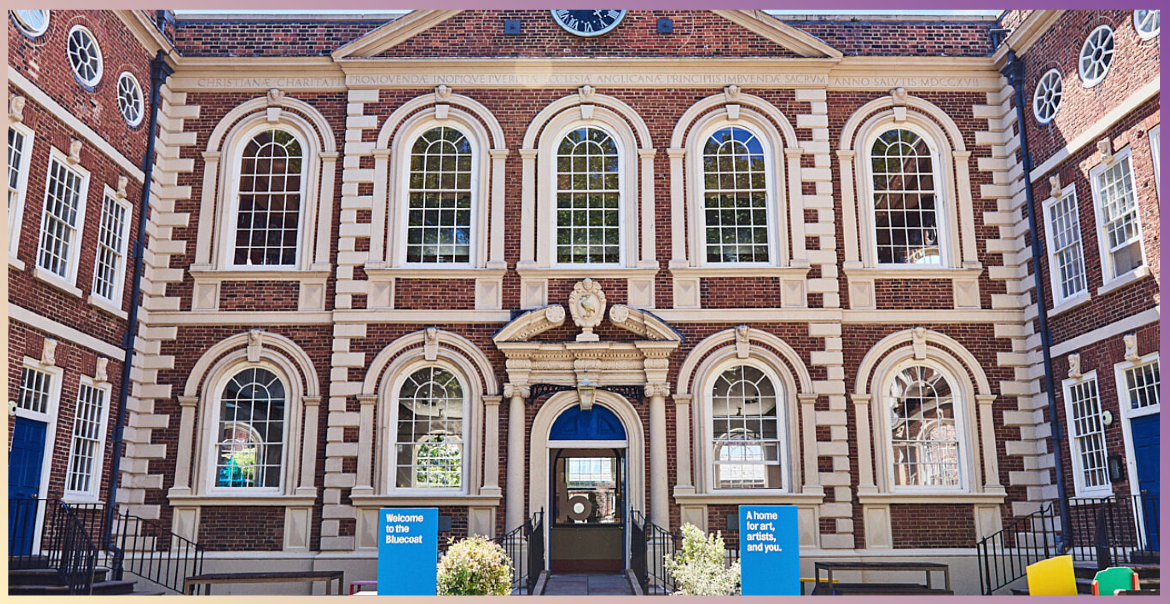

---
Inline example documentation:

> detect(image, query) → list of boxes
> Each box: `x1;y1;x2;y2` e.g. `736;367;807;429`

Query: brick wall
788;19;995;56
172;19;386;57
890;504;976;548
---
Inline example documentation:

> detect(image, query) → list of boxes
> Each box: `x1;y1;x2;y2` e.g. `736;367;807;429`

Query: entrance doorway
9;417;48;556
546;403;628;572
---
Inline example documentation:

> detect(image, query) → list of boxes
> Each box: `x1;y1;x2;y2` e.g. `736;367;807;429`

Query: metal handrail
1068;493;1160;569
57;504;99;594
630;510;679;594
492;509;544;595
976;502;1059;595
115;507;205;594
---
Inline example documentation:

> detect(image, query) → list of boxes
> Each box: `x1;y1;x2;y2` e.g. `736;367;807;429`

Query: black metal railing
58;504;99;594
8;498;100;594
114;508;205;595
492;509;544;595
976;502;1061;595
1068;493;1160;569
630;510;680;594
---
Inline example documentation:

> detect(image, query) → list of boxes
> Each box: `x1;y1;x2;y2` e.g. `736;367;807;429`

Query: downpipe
1001;51;1072;552
104;50;173;549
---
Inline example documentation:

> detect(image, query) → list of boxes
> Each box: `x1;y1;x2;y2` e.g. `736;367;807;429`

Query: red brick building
6;9;1159;595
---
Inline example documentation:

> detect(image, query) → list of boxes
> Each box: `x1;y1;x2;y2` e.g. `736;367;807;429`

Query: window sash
38;157;86;279
9;129;28;243
1092;154;1144;280
1123;361;1160;412
869;129;944;266
555;127;621;265
66;383;106;496
92;194;128;303
1067;378;1110;494
394;367;467;490
213;368;287;490
1044;190;1088;302
702;126;770;264
231;129;303;267
405;127;474;264
17;366;53;415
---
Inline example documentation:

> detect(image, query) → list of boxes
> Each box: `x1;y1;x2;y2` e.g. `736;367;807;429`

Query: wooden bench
183;570;345;595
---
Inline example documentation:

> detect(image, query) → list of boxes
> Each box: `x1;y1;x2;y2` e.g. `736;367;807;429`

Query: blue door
9;417;48;556
1130;413;1160;552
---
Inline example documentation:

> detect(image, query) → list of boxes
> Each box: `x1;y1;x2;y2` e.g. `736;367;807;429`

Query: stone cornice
992;10;1066;66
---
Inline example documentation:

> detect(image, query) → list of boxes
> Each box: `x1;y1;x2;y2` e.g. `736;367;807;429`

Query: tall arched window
702;126;769;263
406;127;473;264
870;128;943;265
555;126;620;265
394;367;466;490
886;365;961;488
710;364;783;490
232;129;304;267
214;367;287;489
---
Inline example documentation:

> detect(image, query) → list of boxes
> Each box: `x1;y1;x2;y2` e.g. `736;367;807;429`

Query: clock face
550;10;627;37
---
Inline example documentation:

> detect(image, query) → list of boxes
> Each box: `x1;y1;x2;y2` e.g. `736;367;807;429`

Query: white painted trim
16;357;64;555
8;304;125;358
1115;352;1160;550
63;376;112;502
90;186;133;308
1042;183;1089;307
1089;147;1147;286
1030;78;1160;180
7;72;143;182
1050;307;1161;358
167;495;318;507
7;120;34;259
1149;124;1160;198
66;25;104;88
1061;371;1114;498
856;492;1005;505
35;147;91;290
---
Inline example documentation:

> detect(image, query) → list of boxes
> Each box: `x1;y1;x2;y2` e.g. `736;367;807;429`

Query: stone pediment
333;10;841;60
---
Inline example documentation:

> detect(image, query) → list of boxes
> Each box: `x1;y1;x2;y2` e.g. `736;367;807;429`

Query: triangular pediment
333;10;840;60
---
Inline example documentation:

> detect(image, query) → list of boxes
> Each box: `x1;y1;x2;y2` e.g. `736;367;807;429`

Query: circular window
10;10;49;37
1078;25;1115;88
1134;10;1160;40
1032;69;1064;125
67;25;103;88
117;72;144;127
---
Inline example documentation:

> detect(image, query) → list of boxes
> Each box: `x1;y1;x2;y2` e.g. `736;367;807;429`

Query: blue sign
378;508;438;595
739;505;800;596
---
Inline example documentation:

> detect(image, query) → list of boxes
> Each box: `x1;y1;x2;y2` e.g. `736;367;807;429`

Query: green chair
1092;567;1139;596
1026;555;1077;596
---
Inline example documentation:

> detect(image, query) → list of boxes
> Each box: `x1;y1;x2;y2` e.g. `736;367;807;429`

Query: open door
549;449;625;572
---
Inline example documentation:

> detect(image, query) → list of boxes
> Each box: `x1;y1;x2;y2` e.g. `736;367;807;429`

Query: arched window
231;128;304;267
555;126;621;265
394;367;466;490
405;127;473;264
886;365;961;489
709;364;783;490
702;126;770;263
213;367;287;489
870;128;944;265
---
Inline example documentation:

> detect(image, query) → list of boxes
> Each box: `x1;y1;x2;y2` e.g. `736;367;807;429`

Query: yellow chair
1026;555;1077;596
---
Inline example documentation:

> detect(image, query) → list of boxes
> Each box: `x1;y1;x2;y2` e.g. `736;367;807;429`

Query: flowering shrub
436;537;514;596
664;524;741;596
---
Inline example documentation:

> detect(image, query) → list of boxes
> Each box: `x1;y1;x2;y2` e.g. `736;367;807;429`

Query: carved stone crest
266;88;286;106
569;278;607;342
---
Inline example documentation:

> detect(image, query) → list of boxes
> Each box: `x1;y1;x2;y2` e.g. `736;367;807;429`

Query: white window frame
63;376;111;503
548;120;627;269
223;123;308;271
864;124;953;269
1134;10;1160;40
202;362;291;496
116;72;145;128
694;120;780;267
703;357;791;494
395;121;482;269
1063;370;1113;498
1089;147;1147;287
10;10;50;38
879;358;972;494
8;121;35;264
386;360;471;496
66;25;104;90
36;148;91;293
14;358;63;554
1042;183;1089;309
1032;69;1064;126
1078;25;1115;89
1150;125;1160;198
90;187;132;311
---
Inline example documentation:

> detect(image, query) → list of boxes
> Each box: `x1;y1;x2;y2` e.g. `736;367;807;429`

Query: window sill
1048;291;1091;318
88;295;128;320
33;267;83;298
167;493;318;507
349;493;502;507
188;266;331;283
1098;265;1150;296
844;266;983;280
673;492;825;506
364;265;507;280
856;492;1006;505
9;254;25;271
669;266;811;279
516;267;659;280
